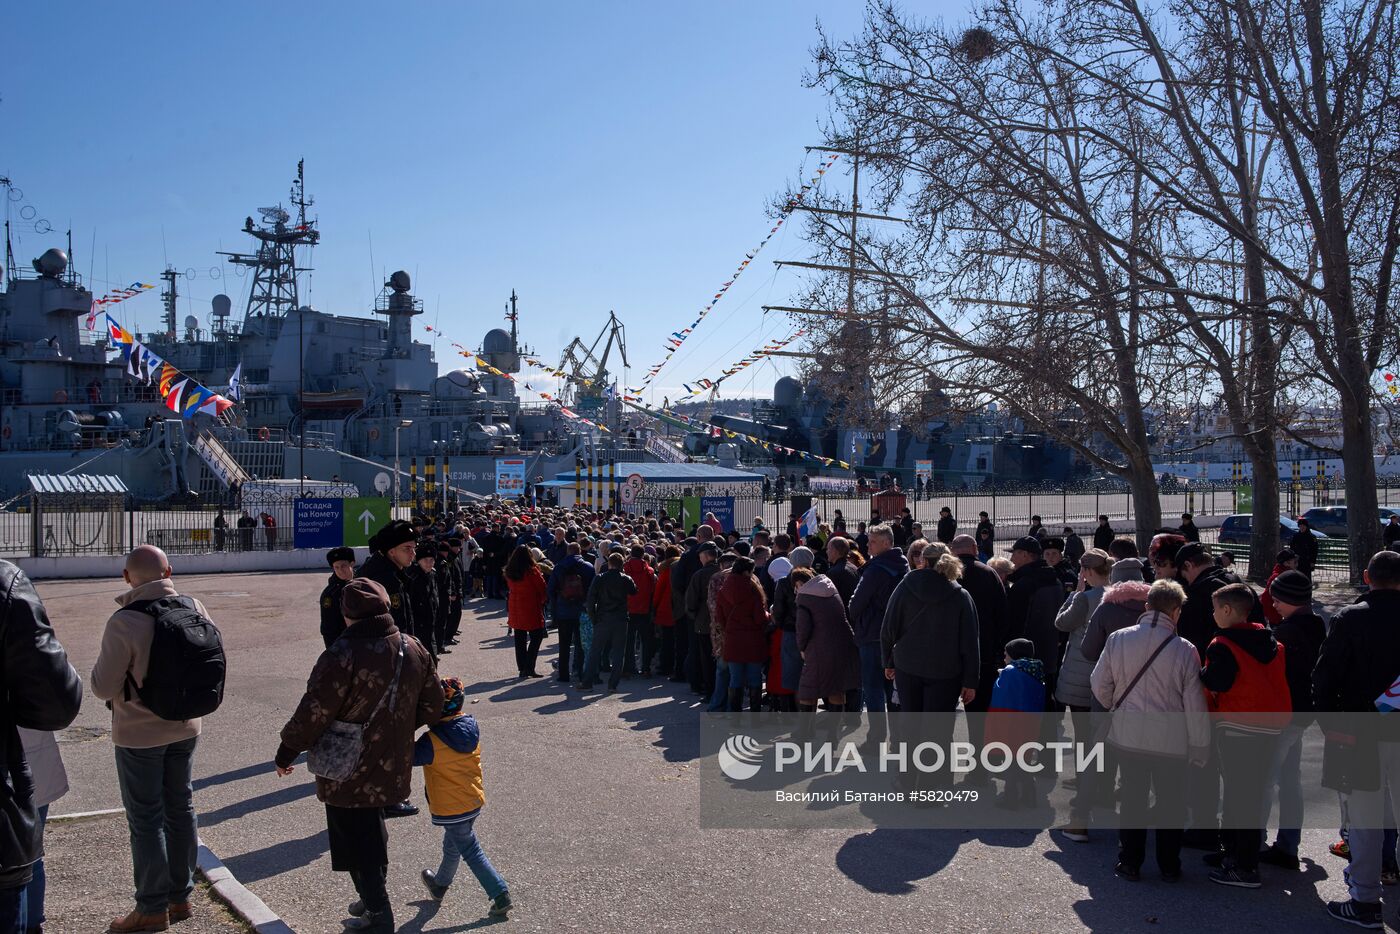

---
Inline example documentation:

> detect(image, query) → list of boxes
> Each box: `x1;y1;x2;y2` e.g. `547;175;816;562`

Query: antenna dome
388;270;411;293
32;248;68;278
211;294;232;317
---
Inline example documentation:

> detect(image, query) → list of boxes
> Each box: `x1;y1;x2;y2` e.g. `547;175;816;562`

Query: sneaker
1383;867;1399;887
1331;839;1352;859
344;910;395;933
1209;866;1262;888
1114;862;1141;882
420;869;447;900
489;892;513;917
1258;846;1301;871
1059;827;1090;843
1326;900;1383;929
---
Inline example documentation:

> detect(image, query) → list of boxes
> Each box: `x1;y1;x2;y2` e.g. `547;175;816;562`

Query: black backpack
124;596;226;721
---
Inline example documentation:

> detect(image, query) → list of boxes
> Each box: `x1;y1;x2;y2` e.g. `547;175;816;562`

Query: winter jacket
90;578;205;749
357;552;416;640
1260;564;1288;626
685;562;722;635
547;555;595;621
671;544;703;625
772;576;799;633
653;560;677;628
1;561;81;886
848;548;910;644
1006;560;1067;677
936;516;957;544
624;558;657;616
879;569;980;689
1273;610;1325;716
959;555;1008;678
1092;523;1115;552
320;574;351;649
1290;528;1319;570
1064;533;1086;564
1178;566;1256;657
1200;623;1291;731
1090;611;1210;757
716;573;770;664
586;568;637;625
987;660;1045;752
1314;590;1400;722
826;558;860;607
405;565;440;646
276;615;443;808
545;540;570;567
1080;581;1151;666
505;567;548;631
1053;586;1106;709
794;575;860;699
708;569;732;656
413;713;485;824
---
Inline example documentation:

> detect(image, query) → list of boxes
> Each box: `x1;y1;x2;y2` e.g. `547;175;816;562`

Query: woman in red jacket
623;545;658;676
652;546;681;679
715;556;771;712
505;545;548;678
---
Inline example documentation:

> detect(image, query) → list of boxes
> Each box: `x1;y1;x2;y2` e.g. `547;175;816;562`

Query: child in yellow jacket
414;678;512;917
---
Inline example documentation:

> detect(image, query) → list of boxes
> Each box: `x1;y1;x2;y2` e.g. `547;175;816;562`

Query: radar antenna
216;160;319;322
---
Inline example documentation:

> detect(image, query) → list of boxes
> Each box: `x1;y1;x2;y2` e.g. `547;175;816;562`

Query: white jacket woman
1090;606;1210;759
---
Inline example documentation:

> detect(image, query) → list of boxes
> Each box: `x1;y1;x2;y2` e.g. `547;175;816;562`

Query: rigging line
657;264;782;379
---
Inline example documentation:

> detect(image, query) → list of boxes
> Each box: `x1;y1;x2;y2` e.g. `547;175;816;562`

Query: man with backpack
91;545;225;933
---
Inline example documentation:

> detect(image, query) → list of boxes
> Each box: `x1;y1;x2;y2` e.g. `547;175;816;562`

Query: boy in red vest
413;678;512;918
1200;583;1291;889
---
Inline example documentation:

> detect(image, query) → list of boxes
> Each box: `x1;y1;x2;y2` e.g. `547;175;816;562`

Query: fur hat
369;519;417;553
326;546;354;567
341;579;392;623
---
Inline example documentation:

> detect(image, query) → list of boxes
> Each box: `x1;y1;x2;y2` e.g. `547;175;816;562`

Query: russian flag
798;505;820;539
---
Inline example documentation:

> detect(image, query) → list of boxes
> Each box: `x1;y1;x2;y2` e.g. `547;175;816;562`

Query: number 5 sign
619;472;646;506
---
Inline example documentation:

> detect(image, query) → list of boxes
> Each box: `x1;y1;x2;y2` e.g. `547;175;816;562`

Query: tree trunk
1340;387;1382;582
1242;438;1280;584
1126;453;1162;554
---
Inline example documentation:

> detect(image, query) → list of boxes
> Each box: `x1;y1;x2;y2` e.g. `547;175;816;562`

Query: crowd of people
4;496;1400;931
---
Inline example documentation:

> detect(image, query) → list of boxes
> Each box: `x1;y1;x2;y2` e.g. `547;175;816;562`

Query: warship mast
217;160;319;323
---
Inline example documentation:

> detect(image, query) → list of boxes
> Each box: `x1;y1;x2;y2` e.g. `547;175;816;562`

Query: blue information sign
701;496;735;533
294;498;345;549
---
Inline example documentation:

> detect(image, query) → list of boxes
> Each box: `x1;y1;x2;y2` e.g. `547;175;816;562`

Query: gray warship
0;165;662;503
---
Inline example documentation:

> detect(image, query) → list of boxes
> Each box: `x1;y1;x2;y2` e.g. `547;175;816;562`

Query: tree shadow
221;829;328;884
199;781;318;828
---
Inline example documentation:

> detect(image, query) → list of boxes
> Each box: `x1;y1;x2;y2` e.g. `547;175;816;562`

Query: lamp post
394;419;413;509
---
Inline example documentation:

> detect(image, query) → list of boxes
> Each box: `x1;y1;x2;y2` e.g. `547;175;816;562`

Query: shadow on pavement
199;781;319;828
836;828;1037;895
194;759;282;791
222;828;328;885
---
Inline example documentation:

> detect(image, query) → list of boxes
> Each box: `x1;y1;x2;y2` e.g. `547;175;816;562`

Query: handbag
307;634;406;782
1094;616;1176;745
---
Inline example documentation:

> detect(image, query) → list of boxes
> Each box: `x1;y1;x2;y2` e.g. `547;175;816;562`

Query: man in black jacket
1005;536;1065;698
824;538;859;606
672;530;711;689
1092;515;1115;552
951;534;1009;782
1177;542;1261;658
320;546;356;648
848;525;909;716
1314;551;1400;928
684;543;723;697
405;545;441;658
0;561;82;929
1290;519;1319;577
936;507;957;544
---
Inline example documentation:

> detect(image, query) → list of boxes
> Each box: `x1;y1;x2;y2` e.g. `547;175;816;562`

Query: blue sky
2;2;968;401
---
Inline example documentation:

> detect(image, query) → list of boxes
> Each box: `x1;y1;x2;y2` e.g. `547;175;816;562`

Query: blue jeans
1264;724;1304;855
20;804;48;929
433;810;508;900
728;661;764;690
0;883;21;934
858;643;887;713
707;664;732;711
115;736;199;913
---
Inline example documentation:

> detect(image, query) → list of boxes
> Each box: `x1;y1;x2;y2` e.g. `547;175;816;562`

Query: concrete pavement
40;569;1361;933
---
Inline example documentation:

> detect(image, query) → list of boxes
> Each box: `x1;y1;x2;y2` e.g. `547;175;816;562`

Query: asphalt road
41;569;1361;933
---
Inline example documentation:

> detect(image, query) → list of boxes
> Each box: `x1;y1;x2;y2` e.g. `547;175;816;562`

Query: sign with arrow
344;497;390;547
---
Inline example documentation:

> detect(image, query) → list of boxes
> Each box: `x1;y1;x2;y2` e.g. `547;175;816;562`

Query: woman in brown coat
792;567;861;712
274;579;443;933
715;556;770;712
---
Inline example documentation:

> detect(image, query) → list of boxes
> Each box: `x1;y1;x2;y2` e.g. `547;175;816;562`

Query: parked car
1298;506;1400;538
1218;514;1330;547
